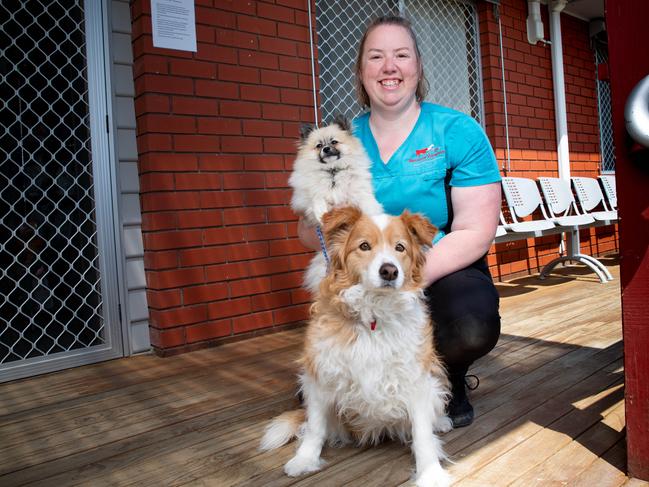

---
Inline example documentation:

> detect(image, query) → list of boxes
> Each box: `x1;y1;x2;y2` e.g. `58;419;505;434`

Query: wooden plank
622;479;649;486
506;400;625;486
568;438;628;487
0;329;303;417
350;361;624;487
0;352;302;476
467;325;621;426
472;304;620;386
1;391;299;486
0;342;301;443
446;366;624;483
457;386;624;485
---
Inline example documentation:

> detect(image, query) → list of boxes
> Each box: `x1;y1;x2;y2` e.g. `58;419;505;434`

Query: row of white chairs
494;175;618;283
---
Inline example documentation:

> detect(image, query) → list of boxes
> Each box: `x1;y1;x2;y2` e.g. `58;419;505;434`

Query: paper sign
151;0;197;52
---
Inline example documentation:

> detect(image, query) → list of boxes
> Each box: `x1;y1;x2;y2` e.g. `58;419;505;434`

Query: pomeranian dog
260;207;453;487
289;115;383;292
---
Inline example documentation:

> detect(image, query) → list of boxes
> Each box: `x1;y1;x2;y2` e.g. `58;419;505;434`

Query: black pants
424;257;501;380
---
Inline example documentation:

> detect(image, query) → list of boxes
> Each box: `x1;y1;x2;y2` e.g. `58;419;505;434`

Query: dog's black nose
323;146;331;153
379;263;398;281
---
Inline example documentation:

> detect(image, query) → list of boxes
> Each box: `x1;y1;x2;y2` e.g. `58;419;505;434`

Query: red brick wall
131;0;317;354
478;0;617;280
131;0;618;353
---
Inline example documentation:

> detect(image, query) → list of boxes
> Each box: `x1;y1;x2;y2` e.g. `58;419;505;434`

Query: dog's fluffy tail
259;409;305;451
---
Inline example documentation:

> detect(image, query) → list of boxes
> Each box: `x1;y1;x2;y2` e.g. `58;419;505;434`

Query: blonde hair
354;16;429;108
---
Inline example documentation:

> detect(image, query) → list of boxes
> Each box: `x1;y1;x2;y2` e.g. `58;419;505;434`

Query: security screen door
1;0;123;382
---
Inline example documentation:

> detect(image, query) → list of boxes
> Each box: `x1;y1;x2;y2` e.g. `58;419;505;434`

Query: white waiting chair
537;177;596;227
598;174;617;210
501;177;611;283
571;177;618;223
500;177;556;236
538;177;613;282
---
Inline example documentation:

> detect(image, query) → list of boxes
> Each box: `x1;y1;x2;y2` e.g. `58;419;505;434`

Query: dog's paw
415;463;452;487
284;454;324;477
434;416;454;434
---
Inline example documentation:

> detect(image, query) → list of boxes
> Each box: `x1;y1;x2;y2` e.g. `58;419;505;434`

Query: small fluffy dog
260;207;453;487
289;116;383;293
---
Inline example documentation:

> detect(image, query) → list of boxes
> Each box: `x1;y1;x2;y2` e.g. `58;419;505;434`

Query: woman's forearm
423;229;494;286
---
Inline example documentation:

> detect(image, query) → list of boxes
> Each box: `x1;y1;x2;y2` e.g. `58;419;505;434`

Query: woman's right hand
297;216;321;251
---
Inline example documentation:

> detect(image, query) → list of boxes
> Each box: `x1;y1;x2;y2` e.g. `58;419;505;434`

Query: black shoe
448;374;479;428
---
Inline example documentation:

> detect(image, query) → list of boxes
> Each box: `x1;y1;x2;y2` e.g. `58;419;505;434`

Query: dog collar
370;320;377;331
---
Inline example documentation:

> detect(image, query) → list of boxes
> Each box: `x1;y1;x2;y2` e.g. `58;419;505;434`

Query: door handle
625;74;649;148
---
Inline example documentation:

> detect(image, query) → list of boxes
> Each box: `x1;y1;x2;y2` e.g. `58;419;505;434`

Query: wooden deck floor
1;256;646;486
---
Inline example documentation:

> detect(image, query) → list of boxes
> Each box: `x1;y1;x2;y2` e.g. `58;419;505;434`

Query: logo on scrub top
409;143;445;163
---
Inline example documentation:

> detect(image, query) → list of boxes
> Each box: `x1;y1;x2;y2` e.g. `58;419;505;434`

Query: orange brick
232;311;274;333
208;297;252;319
223;207;267;225
273;304;310;325
251;291;292;311
147;267;205;290
150;305;208;328
186;320;232;343
150;327;185;349
175;173;222;191
147;289;182;310
226;241;270;261
177;210;224;229
206;262;251;282
271;271;303;291
145;229;203;251
179;247;228;267
144;250;179;270
183;282;229;305
229;277;272;298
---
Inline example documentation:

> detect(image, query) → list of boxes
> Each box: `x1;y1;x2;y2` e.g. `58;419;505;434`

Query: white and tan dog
289;116;383;294
260;207;452;487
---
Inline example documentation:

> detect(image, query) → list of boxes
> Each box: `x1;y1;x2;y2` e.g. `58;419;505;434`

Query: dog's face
322;207;437;291
297;116;365;165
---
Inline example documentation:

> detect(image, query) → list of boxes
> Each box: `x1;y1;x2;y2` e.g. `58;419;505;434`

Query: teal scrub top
353;102;501;243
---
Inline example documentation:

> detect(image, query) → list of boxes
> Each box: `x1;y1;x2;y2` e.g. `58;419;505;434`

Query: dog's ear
321;206;363;268
400;211;437;247
299;123;316;140
322;206;363;243
400;211;437;285
332;114;351;132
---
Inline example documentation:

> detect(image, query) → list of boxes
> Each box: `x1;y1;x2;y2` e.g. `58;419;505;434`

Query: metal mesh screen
314;0;483;122
0;0;105;365
594;40;615;172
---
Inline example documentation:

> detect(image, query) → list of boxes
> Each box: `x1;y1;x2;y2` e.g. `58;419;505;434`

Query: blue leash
315;225;330;269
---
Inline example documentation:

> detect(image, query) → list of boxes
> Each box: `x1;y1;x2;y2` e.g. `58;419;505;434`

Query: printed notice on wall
151;0;197;52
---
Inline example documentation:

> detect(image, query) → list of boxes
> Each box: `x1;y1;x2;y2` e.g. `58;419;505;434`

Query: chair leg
573;253;614;281
540;256;609;283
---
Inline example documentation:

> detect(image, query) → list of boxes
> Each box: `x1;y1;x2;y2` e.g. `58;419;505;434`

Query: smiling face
359;23;422;112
